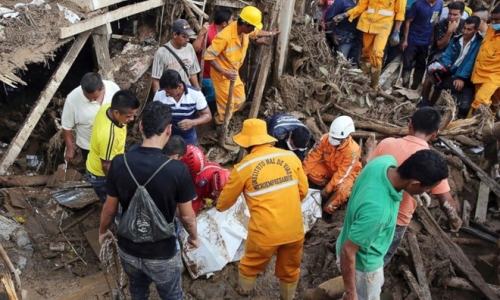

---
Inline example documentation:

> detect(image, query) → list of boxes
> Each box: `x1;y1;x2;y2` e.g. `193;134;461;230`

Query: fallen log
416;205;500;300
439;136;500;198
0;243;21;291
0;175;48;187
447;277;500;297
302;275;344;300
407;232;432;300
450;237;492;246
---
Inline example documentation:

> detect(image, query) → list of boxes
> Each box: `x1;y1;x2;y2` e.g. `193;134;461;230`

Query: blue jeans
383;225;407;266
355;267;384;300
119;248;183;300
201;78;216;102
337;42;361;66
86;170;107;203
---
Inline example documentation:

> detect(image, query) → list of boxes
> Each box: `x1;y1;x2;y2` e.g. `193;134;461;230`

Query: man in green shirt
336;150;448;300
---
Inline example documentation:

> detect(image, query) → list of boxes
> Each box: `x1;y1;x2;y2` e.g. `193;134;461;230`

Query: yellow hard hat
239;6;263;29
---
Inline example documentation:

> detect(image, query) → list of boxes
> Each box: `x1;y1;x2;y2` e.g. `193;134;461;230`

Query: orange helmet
181;145;206;179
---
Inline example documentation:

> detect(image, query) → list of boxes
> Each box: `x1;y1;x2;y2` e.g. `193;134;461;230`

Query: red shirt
197;23;219;78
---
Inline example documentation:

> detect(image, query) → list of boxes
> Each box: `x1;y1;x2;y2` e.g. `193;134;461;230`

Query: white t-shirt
151;41;201;84
61;80;120;150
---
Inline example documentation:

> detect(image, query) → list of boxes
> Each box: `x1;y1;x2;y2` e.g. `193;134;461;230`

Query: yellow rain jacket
204;22;259;124
216;144;309;246
347;0;406;35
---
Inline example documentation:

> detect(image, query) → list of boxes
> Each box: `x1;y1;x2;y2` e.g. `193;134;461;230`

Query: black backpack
117;154;176;243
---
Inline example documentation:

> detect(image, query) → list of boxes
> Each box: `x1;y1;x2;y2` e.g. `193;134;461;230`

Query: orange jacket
303;134;362;193
216;144;309;246
347;0;405;35
471;27;500;84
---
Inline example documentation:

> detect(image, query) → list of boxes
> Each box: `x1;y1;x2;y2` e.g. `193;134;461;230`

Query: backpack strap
124;154;172;187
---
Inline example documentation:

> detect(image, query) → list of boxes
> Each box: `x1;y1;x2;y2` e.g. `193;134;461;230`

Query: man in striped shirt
86;90;140;203
153;69;212;145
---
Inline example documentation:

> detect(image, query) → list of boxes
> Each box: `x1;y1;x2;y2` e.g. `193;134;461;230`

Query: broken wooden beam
407;232;432;300
439;136;500;199
249;0;280;119
50;257;81;271
92;25;113;81
0;243;21;291
399;264;427;300
61;205;97;232
0;175;48;187
0;31;91;176
450;237;492;246
447;277;500;297
0;272;19;300
416;205;500;300
475;182;491;223
60;0;164;39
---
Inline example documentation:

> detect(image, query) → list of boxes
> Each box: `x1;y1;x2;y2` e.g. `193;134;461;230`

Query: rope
99;237;126;299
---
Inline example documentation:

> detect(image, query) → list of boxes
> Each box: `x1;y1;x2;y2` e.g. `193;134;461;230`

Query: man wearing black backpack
99;101;200;299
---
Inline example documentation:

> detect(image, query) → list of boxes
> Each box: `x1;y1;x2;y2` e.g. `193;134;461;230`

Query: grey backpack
116;154;176;243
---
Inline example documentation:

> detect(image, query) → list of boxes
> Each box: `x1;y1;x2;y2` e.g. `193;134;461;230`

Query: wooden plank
475;182;490;223
0;31;91;176
399;264;427;300
463;200;471;228
274;0;296;82
84;228;101;258
416;205;500;300
92;25;113;80
60;0;165;39
407;232;432;300
379;54;401;89
439;137;500;198
90;0;127;11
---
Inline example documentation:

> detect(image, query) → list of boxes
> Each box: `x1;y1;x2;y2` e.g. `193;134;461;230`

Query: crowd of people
57;2;500;300
324;0;500;118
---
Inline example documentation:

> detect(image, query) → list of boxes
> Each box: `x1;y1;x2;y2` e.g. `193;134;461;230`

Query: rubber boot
370;67;381;90
236;273;256;296
360;61;371;75
402;70;411;88
411;68;425;90
280;281;298;300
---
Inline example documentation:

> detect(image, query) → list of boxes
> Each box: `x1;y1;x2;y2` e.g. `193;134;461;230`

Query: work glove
449;217;463;233
333;13;347;23
389;30;400;46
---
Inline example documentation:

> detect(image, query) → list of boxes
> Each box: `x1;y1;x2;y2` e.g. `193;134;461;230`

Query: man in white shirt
153;69;211;145
61;72;120;163
151;19;201;92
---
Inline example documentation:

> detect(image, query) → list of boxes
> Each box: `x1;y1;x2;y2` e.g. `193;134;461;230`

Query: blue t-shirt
406;0;443;46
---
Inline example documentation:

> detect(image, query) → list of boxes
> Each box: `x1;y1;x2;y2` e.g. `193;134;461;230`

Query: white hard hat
329;116;355;139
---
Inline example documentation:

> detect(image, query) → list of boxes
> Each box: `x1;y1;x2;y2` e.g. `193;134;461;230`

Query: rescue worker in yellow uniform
333;0;406;89
216;119;308;300
203;6;280;135
303;116;362;215
468;5;500;117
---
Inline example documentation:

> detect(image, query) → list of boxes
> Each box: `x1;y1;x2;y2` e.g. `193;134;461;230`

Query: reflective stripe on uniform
226;45;242;53
366;8;394;16
237;152;296;172
337;156;357;186
245;180;299;197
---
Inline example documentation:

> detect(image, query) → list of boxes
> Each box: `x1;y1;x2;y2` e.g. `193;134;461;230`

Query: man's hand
178;119;195;131
448;20;459;33
185;236;200;251
333;13;347;23
321;188;330;199
99;229;116;245
453;79;464;91
199;22;209;36
224;69;238;81
269;28;281;36
400;40;408;51
65;146;75;164
365;135;378;153
389;30;400;46
343;291;358;300
449;217;463;232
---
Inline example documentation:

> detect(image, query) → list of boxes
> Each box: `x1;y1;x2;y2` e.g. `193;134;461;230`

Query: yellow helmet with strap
239;6;263;29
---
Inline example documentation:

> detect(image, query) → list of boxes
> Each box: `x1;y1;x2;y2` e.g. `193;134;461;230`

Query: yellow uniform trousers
361;32;389;69
212;72;246;124
239;237;304;283
471;83;500;110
